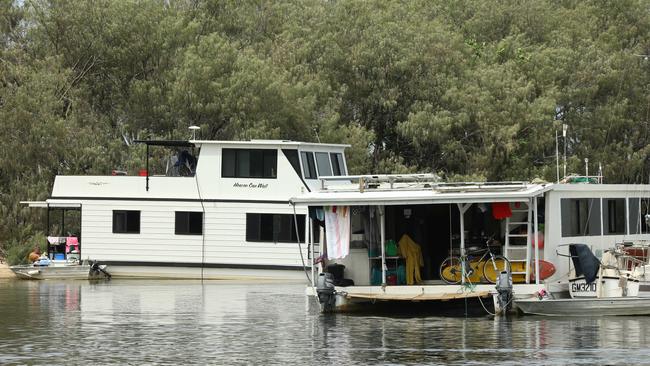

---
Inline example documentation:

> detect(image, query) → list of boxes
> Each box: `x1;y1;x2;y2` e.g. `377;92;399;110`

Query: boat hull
515;297;650;316
10;264;109;280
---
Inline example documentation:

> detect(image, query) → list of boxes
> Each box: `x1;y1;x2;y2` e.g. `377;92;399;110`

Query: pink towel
66;237;79;245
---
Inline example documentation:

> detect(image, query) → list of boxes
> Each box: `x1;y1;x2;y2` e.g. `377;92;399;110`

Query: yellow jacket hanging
398;234;424;285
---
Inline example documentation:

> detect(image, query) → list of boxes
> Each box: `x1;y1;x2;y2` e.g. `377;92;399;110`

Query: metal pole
380;205;386;286
555;129;560;183
626;197;630;236
46;204;50;259
457;203;471;284
146;144;150;191
61;209;65;237
533;197;540;284
309;216;314;286
563;124;568;179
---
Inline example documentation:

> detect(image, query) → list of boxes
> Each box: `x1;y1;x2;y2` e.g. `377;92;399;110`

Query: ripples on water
0;279;649;365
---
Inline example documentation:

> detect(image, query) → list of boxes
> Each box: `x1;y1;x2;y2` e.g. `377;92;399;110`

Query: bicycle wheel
482;255;511;284
439;256;463;284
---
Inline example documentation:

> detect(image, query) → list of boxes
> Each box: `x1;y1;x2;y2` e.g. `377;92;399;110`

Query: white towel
325;206;350;259
47;236;59;245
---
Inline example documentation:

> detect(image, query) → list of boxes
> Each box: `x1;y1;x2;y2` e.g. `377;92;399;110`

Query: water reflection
0;280;649;365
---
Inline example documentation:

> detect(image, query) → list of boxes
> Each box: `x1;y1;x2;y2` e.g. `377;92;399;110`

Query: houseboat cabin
24;140;349;279
289;175;650;312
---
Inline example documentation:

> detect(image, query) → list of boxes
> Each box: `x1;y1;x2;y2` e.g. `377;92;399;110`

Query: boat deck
307;283;544;302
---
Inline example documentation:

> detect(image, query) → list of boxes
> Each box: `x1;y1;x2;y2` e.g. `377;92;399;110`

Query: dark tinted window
113;210;140;234
642;199;650;234
561;198;601;237
222;149;277;178
175;211;203;235
629;198;640;234
282;149;302;178
330;153;345;175
246;213;305;243
603;199;625;234
300;152;317;179
315;152;332;176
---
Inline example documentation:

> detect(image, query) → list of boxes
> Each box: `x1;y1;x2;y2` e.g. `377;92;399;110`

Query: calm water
1;279;649;365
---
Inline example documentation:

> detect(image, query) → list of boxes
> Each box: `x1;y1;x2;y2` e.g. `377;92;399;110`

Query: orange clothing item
28;252;41;263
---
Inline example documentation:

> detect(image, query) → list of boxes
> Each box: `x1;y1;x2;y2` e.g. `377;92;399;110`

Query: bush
5;232;46;265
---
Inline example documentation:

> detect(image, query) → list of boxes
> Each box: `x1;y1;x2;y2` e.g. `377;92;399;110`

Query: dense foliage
1;0;649;260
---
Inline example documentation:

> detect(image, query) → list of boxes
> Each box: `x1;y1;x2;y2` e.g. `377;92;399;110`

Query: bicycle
439;237;511;284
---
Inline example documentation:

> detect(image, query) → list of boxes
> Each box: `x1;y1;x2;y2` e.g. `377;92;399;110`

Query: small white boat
515;296;650;316
11;260;110;280
515;244;647;316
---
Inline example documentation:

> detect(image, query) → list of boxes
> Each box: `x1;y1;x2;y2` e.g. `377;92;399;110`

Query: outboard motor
495;270;513;314
316;272;337;312
89;261;111;280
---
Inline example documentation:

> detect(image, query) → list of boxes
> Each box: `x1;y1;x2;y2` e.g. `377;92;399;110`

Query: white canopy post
308;216;315;286
457;203;472;284
380;205;386;286
319;226;325;274
533;197;540;285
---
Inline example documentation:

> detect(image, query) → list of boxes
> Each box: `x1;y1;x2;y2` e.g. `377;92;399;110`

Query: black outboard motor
495;270;513;314
316;272;337;312
89;261;111;280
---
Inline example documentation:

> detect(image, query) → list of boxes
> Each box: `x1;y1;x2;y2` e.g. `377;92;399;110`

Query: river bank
0;263;15;279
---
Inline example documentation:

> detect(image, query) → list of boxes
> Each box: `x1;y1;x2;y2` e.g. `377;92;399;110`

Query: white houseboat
289;174;650;313
23;139;349;280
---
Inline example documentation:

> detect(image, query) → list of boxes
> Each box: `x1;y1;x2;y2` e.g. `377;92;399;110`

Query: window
175;211;203;235
629;198;640;234
300;152;317;179
282;149;302;178
302;151;346;178
222;149;277;178
315;152;332;176
113;210;140;234
330;153;345;176
642;199;650;234
561;198;601;237
246;213;306;243
603;199;625;234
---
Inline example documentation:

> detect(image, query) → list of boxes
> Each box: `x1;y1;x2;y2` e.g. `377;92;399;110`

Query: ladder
504;200;532;283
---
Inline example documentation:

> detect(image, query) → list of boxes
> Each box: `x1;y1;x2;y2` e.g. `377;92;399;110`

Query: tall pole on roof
562;124;568;179
145;143;149;192
555;129;560;183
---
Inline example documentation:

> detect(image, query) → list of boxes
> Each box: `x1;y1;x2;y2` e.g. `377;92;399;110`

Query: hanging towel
66;237;79;245
325;206;351;259
491;202;512;220
398;234;424;285
47;236;59;245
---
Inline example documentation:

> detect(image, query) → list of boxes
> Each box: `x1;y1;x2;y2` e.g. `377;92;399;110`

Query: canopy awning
21;200;82;208
290;183;551;206
133;140;195;147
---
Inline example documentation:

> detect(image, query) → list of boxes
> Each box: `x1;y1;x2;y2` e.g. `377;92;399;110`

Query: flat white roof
549;184;650;192
190;139;350;149
291;183;551;206
21;200;82;208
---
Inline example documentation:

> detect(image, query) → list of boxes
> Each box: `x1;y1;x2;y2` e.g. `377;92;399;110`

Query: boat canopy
291;177;552;206
21;200;82;208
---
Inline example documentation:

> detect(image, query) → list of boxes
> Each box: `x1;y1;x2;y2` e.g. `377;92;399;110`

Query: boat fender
316;272;336;311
